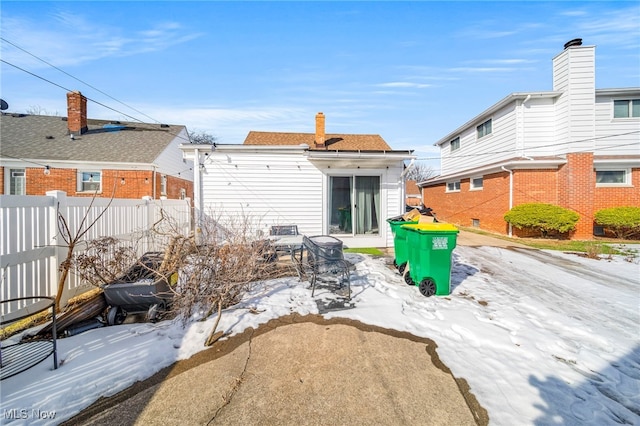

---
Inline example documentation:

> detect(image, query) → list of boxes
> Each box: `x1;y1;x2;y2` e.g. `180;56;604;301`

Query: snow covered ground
1;245;639;425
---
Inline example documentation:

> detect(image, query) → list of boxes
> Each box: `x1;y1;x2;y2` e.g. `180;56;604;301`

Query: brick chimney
67;91;88;136
315;112;325;149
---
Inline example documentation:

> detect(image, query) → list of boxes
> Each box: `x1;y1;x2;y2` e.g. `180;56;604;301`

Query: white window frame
9;168;26;195
160;175;168;196
450;137;460;152
77;171;102;193
446;180;461;193
613;99;640;119
595;168;631;187
476;118;492;139
470;176;484;191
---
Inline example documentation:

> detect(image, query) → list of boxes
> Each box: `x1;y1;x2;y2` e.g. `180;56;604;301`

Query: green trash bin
386;218;419;273
401;223;459;297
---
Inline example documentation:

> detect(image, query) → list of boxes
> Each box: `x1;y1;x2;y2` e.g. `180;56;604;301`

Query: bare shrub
71;208;290;346
74;237;139;287
173;212;281;346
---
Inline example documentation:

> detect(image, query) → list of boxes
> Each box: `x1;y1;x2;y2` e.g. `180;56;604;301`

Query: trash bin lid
401;223;459;233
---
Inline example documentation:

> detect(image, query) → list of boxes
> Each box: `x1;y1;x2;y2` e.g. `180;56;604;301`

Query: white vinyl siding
441;104;517;176
595;94;640;155
154;128;195;181
553;46;596;153
202;151;323;237
200;148;405;248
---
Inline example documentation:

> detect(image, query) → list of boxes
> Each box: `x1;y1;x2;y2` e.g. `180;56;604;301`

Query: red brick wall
0;166;193;201
557;153;595;239
421;155;635;240
421;171;511;234
594;168;640;211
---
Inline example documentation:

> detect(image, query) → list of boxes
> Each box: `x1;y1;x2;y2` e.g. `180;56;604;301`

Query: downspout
502;166;513;237
193;148;203;244
152;165;157;199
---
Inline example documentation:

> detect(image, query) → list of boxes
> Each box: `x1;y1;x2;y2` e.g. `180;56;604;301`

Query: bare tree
404;161;435;183
189;130;218;144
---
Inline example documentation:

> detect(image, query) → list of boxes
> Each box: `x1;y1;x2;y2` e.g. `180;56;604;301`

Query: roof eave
419;158;566;186
434;91;562;147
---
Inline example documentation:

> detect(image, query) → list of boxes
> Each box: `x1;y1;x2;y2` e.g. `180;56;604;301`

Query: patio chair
303;235;350;300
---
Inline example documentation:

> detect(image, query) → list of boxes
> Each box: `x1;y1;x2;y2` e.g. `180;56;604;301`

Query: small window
472;218;480;228
10;169;26;195
613;99;640;118
79;171;101;192
446;181;461;192
477;119;492;138
179;188;186;200
470;176;484;190
595;169;630;186
160;175;167;196
450;137;460;152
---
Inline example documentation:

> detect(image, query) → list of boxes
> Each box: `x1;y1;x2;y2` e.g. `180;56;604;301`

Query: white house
181;113;415;248
420;39;640;239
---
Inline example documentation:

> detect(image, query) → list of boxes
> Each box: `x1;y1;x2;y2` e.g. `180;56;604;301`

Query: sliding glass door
329;175;380;236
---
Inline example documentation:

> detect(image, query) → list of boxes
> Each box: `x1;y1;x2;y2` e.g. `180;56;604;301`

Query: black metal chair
303;235;350;300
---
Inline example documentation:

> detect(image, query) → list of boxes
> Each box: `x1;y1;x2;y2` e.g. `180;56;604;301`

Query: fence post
46;190;69;307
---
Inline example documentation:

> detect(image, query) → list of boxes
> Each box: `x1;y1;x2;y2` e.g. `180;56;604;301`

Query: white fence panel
0;192;192;321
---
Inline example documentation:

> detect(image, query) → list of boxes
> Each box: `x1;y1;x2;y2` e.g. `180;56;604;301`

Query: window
450;137;460;152
160;175;167;196
446;180;461;192
613;99;640;118
79;171;101;192
10;169;26;195
595;169;630;186
476;119;492;138
179;188;187;200
470;176;484;190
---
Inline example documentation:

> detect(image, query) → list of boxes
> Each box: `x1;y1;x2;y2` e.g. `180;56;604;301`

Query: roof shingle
243;131;392;151
0;114;185;164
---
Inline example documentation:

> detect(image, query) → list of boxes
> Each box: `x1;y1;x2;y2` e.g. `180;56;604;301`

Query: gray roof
0;113;186;164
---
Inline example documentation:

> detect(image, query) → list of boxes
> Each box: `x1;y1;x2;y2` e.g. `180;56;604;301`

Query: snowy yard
1;244;639;425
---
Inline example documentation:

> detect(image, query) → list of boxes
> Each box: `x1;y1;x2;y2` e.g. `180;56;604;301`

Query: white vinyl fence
0;191;192;321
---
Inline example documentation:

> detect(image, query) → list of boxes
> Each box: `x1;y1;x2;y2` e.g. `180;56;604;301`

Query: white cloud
0;12;204;69
376;82;432;89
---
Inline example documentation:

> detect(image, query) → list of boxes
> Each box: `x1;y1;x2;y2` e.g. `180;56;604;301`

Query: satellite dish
0;99;8;111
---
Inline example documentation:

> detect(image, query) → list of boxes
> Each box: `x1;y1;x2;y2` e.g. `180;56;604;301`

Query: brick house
420;39;640;239
1;91;194;200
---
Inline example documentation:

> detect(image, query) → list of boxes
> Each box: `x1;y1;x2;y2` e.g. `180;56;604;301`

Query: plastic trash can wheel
419;278;436;297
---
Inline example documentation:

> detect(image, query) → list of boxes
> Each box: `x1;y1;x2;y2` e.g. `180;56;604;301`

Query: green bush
594;206;640;239
504;203;580;237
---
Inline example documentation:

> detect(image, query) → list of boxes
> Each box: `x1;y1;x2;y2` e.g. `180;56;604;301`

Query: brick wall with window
421;156;635;240
0;167;193;201
594;167;640;211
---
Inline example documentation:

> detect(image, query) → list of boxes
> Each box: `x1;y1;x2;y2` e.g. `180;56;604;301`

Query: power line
0;58;194;145
1;37;161;124
415;134;640;161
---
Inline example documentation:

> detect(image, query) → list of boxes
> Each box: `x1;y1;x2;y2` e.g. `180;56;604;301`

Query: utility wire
1;37;161;124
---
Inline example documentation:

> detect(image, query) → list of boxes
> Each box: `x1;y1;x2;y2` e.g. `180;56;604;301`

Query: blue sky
1;1;639;174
